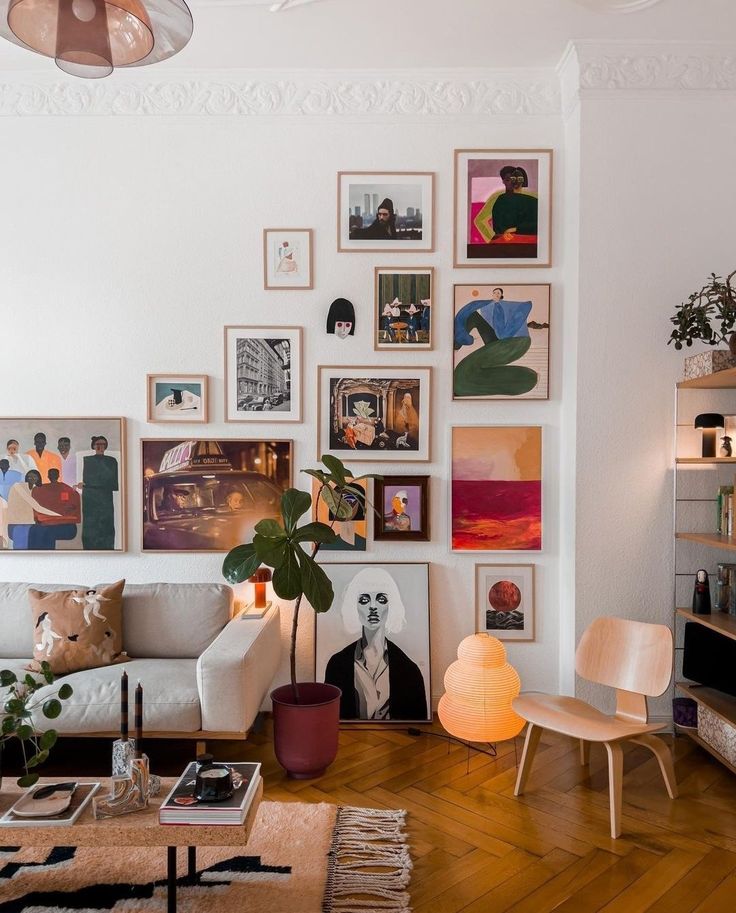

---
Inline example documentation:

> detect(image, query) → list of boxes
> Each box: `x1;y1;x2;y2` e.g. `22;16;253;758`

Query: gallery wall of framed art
2;119;562;705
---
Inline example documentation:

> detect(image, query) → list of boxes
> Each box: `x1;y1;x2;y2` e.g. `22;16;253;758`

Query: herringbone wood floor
25;721;736;911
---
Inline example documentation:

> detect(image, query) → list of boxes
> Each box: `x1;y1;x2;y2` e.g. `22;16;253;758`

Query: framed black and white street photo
315;562;431;723
225;326;302;423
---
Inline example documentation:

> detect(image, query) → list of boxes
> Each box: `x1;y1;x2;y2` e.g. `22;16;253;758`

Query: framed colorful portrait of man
0;417;126;553
374;475;430;542
454;150;552;267
314;562;432;723
317;366;431;462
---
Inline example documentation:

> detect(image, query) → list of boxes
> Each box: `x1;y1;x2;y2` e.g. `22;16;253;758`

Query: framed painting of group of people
0;417;125;553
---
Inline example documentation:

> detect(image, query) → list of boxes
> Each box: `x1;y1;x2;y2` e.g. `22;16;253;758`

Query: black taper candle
121;669;128;741
134;681;143;756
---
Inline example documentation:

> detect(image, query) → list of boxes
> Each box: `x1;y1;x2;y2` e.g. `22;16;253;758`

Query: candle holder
112;738;136;777
93;755;151;819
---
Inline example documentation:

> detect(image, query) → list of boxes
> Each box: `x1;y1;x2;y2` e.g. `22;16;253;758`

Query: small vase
271;683;341;779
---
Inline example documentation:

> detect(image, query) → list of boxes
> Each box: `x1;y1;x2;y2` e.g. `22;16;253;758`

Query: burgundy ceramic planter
271;683;341;779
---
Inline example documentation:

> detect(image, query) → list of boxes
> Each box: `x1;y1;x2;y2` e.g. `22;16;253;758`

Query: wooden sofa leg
514;723;542;797
604;741;624;839
580;739;590;766
630;733;678;799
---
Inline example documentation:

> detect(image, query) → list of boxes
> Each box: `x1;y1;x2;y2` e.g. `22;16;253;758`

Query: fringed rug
0;802;411;913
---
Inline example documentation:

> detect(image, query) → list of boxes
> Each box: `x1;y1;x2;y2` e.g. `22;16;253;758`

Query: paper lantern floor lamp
438;633;525;743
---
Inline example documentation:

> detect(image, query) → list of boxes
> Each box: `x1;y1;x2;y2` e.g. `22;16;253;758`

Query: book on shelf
0;782;100;827
717;485;734;535
159;761;261;826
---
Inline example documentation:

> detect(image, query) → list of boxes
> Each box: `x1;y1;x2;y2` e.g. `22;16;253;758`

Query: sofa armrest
196;605;281;733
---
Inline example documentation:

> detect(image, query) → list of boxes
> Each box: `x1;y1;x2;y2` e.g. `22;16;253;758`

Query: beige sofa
0;582;281;744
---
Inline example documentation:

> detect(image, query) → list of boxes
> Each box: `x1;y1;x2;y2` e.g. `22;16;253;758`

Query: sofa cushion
0;583;84;659
27;581;127;675
29;659;202;734
121;583;232;658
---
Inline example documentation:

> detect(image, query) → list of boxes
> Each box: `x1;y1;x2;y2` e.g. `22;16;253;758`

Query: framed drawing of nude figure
314;562;431;723
454;150;552;267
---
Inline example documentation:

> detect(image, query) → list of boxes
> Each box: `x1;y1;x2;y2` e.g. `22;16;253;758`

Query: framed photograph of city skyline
224;326;302;423
476;563;535;642
374;267;433;350
453;284;550;400
314;562;432;723
147;374;208;423
263;228;313;290
317;366;431;462
454;150;552;268
374;475;430;542
141;438;291;553
0;417;126;553
337;171;435;252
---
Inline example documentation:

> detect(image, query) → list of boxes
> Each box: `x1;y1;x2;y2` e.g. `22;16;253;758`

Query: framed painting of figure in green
453;284;550;400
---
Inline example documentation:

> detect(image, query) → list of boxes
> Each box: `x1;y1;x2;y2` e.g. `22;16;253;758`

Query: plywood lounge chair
512;616;677;838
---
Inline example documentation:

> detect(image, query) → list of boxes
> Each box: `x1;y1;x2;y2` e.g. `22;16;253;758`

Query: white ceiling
0;0;734;71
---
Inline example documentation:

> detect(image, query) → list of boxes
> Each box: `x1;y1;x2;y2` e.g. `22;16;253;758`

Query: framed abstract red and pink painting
451;426;542;552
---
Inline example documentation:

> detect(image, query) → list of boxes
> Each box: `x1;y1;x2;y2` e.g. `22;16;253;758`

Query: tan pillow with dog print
27;580;128;675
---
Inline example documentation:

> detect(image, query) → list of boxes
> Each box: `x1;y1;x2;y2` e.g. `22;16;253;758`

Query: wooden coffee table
0;776;263;913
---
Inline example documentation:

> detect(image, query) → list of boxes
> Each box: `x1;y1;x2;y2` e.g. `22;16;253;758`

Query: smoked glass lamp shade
0;0;192;78
438;633;524;743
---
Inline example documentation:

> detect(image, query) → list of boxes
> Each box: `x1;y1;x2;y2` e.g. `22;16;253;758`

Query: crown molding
0;68;561;117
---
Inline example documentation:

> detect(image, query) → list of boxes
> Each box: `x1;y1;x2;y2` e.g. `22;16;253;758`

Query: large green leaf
253;533;288;568
26;749;49;768
254;518;284;538
40;729;58;750
320;485;356;520
222;543;261;584
42;699;62;720
302;469;328;485
0;670;17;687
296;551;334;613
2;717;16;734
16;724;33;740
18;773;39;788
320;455;347;485
280;488;312;535
271;545;303;601
58;683;73;700
291;521;338;545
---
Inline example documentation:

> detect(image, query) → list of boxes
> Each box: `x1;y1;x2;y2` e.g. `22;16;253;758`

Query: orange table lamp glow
438;633;524;742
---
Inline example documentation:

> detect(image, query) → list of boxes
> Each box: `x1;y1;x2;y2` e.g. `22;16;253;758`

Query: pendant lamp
0;0;193;77
438;633;525;743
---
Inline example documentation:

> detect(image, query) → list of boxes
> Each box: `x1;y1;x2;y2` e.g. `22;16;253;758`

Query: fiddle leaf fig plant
1;661;73;787
668;270;736;352
222;455;380;697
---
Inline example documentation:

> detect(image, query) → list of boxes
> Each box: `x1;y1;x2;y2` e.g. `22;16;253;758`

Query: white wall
0;105;565;704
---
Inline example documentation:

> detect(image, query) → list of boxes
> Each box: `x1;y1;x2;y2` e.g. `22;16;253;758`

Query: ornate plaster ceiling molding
572;0;664;12
0;70;560;117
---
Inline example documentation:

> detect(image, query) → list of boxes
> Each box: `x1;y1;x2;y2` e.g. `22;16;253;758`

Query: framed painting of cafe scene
338;172;435;253
454;149;552;268
317;366;431;462
0;417;126;553
374;267;433;350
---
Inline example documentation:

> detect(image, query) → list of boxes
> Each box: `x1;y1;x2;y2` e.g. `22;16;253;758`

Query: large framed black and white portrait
314;562;431;723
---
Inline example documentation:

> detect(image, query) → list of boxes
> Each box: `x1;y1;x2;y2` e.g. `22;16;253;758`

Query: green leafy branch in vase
222;454;380;700
668;270;736;352
1;662;73;787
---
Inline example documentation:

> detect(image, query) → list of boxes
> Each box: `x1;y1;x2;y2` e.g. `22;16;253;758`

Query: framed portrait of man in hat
338;171;435;252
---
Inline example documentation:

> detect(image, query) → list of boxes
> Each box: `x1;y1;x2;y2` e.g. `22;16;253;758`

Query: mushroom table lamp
244;567;272;617
438;633;525;743
694;413;725;458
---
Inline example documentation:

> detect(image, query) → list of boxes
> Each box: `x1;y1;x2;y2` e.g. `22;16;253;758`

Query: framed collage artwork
454;149;552;268
314;562;432;723
317;366;431;462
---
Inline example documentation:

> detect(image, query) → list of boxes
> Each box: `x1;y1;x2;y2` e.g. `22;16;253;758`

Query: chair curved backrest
575;617;672;697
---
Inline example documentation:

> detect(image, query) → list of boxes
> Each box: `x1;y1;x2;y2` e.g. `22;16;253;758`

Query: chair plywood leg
580;739;590;766
604;741;624;839
630;733;678;799
514;723;542;797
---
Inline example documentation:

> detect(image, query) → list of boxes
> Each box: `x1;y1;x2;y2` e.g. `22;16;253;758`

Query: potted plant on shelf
222;455;377;778
1;661;73;790
668;270;736;378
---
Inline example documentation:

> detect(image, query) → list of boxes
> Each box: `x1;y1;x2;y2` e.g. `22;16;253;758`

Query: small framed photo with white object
147;375;208;424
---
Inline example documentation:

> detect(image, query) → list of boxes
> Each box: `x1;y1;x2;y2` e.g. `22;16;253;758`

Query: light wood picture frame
337;171;435;252
224;326;302;423
263;228;313;290
147;374;208;423
318;365;432;462
0;417;126;553
374;267;434;351
454;149;552;268
475;563;535;641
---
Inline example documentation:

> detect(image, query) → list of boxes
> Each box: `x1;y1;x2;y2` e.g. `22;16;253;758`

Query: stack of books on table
159;762;261;826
